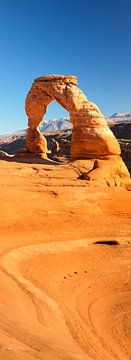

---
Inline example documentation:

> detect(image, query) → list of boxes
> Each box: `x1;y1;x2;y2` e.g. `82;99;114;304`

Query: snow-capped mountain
109;112;131;123
39;112;131;132
0;112;131;142
39;118;72;132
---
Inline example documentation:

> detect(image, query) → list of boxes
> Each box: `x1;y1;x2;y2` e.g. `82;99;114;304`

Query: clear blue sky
0;0;131;134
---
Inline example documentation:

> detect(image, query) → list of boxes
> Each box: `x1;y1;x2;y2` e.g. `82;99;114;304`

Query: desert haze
0;75;131;360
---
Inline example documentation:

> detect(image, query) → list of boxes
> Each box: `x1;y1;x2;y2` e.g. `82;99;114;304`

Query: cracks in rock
31;167;40;175
70;160;99;180
78;161;99;180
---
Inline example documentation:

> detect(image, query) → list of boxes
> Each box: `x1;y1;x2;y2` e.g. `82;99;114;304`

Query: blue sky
0;0;131;134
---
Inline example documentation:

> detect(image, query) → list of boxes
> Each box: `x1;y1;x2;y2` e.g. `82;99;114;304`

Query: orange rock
73;156;130;186
25;75;130;184
26;128;47;157
25;75;120;159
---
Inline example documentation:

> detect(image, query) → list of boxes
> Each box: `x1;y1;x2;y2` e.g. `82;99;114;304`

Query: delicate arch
25;75;120;159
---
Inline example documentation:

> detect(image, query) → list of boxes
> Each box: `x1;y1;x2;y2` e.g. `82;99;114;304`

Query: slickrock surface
0;159;131;360
25;75;130;185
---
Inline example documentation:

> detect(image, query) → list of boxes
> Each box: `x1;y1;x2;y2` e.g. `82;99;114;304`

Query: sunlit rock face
25;75;120;159
26;128;47;156
25;75;130;185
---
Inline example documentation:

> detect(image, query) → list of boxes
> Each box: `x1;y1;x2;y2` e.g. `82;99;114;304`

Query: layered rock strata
25;75;130;184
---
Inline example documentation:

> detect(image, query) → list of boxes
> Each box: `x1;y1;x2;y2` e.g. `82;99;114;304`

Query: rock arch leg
25;85;52;157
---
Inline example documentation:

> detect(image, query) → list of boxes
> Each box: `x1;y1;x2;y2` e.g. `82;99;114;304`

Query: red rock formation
26;128;47;156
25;75;130;184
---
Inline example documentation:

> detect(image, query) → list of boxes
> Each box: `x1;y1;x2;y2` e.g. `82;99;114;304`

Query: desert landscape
0;74;131;360
0;158;131;360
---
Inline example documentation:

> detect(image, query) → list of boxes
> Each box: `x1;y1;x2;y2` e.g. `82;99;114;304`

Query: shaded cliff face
118;140;131;173
110;123;131;140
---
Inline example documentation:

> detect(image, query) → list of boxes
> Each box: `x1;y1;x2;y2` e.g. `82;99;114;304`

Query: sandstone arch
25;75;130;185
25;75;121;159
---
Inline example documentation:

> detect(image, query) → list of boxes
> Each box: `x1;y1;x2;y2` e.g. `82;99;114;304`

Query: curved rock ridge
35;74;78;85
25;74;130;184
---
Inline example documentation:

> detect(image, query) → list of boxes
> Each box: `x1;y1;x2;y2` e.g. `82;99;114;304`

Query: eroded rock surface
25;74;130;184
26;75;120;158
26;128;47;157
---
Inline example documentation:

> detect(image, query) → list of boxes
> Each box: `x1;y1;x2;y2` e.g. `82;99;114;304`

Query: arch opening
39;100;72;159
40;100;71;132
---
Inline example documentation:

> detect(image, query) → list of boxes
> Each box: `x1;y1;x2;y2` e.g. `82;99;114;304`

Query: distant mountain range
109;112;131;123
40;112;131;130
0;112;131;142
39;118;72;132
39;112;131;132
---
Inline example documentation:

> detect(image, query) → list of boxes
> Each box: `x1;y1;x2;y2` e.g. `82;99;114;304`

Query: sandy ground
0;159;131;360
